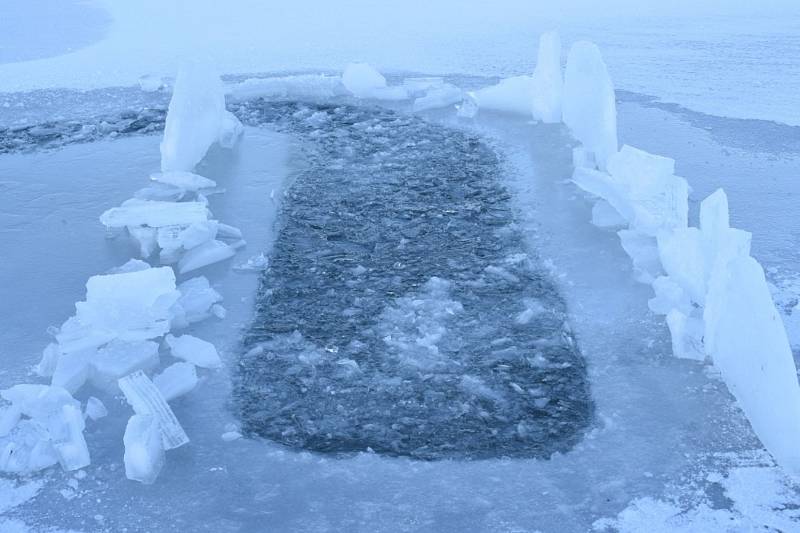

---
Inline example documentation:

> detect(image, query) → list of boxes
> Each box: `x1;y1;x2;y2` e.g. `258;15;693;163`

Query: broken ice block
169;276;223;328
100;199;209;229
153;362;198;401
665;309;705;360
617;230;663;284
591;200;626;228
150;171;216;192
177;239;236;274
35;343;59;378
0;405;21;437
342;63;407;100
218;110;244;149
72;266;180;342
118;371;189;450
563;41;618;170
89;339;160;392
85;397;108;421
456;92;479;119
51;348;93;394
127;225;158;258
52;404;91;471
648;276;692;316
473;76;534;116
123;414;165;484
165;334;222;369
412;84;463;112
158;221;219;256
1;385;79;420
531;31;564;123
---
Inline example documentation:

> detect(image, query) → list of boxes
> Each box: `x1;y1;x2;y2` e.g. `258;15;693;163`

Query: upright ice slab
160;62;242;173
704;255;800;477
531;31;563;123
563;41;618;170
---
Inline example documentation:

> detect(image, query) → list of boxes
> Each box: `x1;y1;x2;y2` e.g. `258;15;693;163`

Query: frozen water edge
0;85;798;530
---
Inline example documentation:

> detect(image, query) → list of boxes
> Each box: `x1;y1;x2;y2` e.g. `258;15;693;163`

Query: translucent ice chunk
118;371;189;450
531;31;564;123
165;334;222;369
100;199;209;229
563;41;618;170
123;414;165;484
52;404;91;471
51;348;93;394
89;339;160;392
71;267;180;343
473;75;534;116
85;397;108;421
169;276;223;328
153;362;198;402
412;84;463;112
177;239;236;274
161;62;235;172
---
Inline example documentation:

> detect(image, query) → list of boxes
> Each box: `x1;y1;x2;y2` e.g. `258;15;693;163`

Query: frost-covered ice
472;75;533;116
123;414;165;485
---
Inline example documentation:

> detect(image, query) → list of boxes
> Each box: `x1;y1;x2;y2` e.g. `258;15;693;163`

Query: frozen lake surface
0;77;798;531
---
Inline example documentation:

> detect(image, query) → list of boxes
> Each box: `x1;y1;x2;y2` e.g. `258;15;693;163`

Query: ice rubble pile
0;63;241;484
555;40;800;477
101;64;246;274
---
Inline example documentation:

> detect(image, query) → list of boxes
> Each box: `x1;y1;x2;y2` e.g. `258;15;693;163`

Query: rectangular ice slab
228;74;347;101
165;334;222;369
100;199;209;229
118;371;189;450
123;414;165;484
563;41;618;170
703;255;800;478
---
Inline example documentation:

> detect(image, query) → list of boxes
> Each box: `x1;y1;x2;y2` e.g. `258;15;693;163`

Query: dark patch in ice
233;100;593;460
0;107;166;153
618;89;800;155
